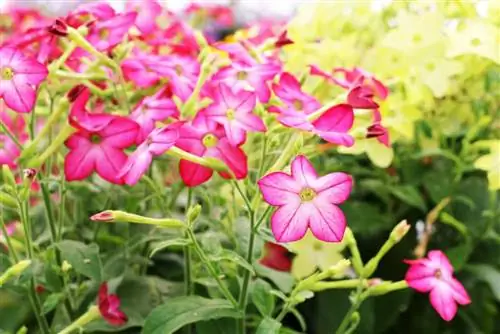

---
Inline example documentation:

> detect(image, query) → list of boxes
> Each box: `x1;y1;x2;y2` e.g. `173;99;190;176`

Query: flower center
236;71;248;80
299;187;316;202
99;28;110;39
226;108;236;120
312;241;323;251
175;64;183;76
90;134;102;144
293;100;303;111
202;133;218;148
434;269;442;279
1;67;14;80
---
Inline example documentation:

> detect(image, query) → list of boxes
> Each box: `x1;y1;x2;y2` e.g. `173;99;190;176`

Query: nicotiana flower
271;72;320;115
98;282;127;326
258;155;353;243
212;61;281;103
288;231;346;279
175;115;247;187
118;122;182;186
126;0;162;34
64;90;139;184
147;20;199;57
0;46;48;113
259;242;292;272
204;83;265;146
87;12;137;51
121;49;165;88
404;250;471;321
130;86;179;143
155;55;200;101
0;222;18;246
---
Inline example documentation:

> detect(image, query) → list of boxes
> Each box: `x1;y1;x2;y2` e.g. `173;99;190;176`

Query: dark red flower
98;282;127;326
259;242;292;272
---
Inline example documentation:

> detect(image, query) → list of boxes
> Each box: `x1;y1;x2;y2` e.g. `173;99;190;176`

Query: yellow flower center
226;108;236;120
1;67;14;80
175;64;183;76
299;187;316;202
236;71;248;80
293;100;303;111
312;241;323;251
99;28;110;39
434;269;442;279
202;133;218;148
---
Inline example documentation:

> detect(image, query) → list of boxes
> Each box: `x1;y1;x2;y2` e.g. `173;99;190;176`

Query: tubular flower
98;282;128;326
404;250;471;321
270;72;320;115
0;46;48;113
212;61;281;103
130;86;179;144
175;115;247;187
204;83;265;146
118;122;182;186
258;155;353;243
64;90;139;184
259;242;292;272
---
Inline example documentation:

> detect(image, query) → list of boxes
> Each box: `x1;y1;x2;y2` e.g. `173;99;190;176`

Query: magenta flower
0;46;48;113
126;0;162;34
156;55;200;101
130;86;179;143
404;250;471;321
347;85;379;109
146;21;199;57
71;2;116;21
64;90;139;184
87;12;137;51
278;104;355;147
214;43;256;66
204;84;265;146
121;50;164;88
0;222;17;245
212;61;281;103
0;109;27;167
271;72;320;115
176;115;247;187
258;155;353;243
98;282;127;326
371;109;390;147
119;122;181;186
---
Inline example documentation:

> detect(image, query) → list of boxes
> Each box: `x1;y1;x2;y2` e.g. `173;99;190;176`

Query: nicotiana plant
0;1;497;334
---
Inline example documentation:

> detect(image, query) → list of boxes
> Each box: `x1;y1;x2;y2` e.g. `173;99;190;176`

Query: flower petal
314;172;353;204
291;155;318;187
95;145;128;184
0;80;36;113
179;159;213;187
64;145;96;181
258;172;301;206
271;202;308;243
430;283;458;321
308;201;346;242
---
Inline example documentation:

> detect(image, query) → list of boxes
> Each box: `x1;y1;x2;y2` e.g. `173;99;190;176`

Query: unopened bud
187;204;202;225
61;260;72;273
0;260;32;287
326;259;351;277
48;19;68;37
2;165;16;188
16;326;28;334
67;85;86;102
90;210;115;222
0;192;17;208
275;30;294;48
366;124;386;139
390;220;411;243
23;168;37;181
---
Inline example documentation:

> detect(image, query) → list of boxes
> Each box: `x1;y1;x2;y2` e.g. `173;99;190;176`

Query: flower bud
22;168;37;181
0;260;32;287
366;124;386;139
48;19;68;37
275;30;293;48
187;204;202;225
90;210;115;222
2;165;16;189
390;220;411;243
16;326;28;334
0;192;17;208
91;210;185;229
62;260;73;273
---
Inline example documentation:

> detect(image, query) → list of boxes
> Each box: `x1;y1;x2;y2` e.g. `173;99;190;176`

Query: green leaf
256;317;282;334
254;263;295;293
196;318;236;334
209;249;255;275
389;185;427;212
466;264;500;301
42;293;64;314
342;202;392;236
149;238;192;258
142;296;242;334
251;279;275;317
56;240;102;281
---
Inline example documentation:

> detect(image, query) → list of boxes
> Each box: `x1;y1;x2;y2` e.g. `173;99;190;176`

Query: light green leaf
251;279;276;317
42;293;64;314
142;296;242;334
256;317;282;334
254;263;295;293
389;185;427;212
56;240;102;281
466;265;500;301
209;249;255;275
149;238;192;258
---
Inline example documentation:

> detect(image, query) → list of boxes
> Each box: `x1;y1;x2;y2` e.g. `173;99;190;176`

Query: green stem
266;133;300;173
310;279;364;292
166;147;228;172
335;284;365;334
0;118;23;150
0;212;19;262
28;123;75;168
186;228;238;307
57;305;101;334
184;188;194;334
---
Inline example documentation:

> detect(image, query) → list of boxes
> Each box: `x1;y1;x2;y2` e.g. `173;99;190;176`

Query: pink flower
130;86;179;143
214;43;256;66
0;109;27;167
278;104;355;147
87;12;137;51
64;90;139;184
126;0;162;34
176;115;247;187
118;122;182;186
71;2;116;21
259;242;292;272
0;46;48;113
146;21;199;57
98;282;127;326
258;155;353;243
212;61;281;103
0;222;17;244
121;50;164;88
204;84;265;146
155;55;200;101
370;109;390;147
404;250;471;321
271;72;320;114
347;86;379;109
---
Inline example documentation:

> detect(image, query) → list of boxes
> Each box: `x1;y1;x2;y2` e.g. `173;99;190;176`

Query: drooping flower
258;155;353;243
86;12;137;51
175;115;247;187
259;242;292;272
64;90;139;184
212;61;281;103
0;46;48;113
98;282;127;326
404;250;471;321
118;122;182;186
288;231;346;279
271;72;320;115
204;84;265;146
130;86;179;143
126;0;162;35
